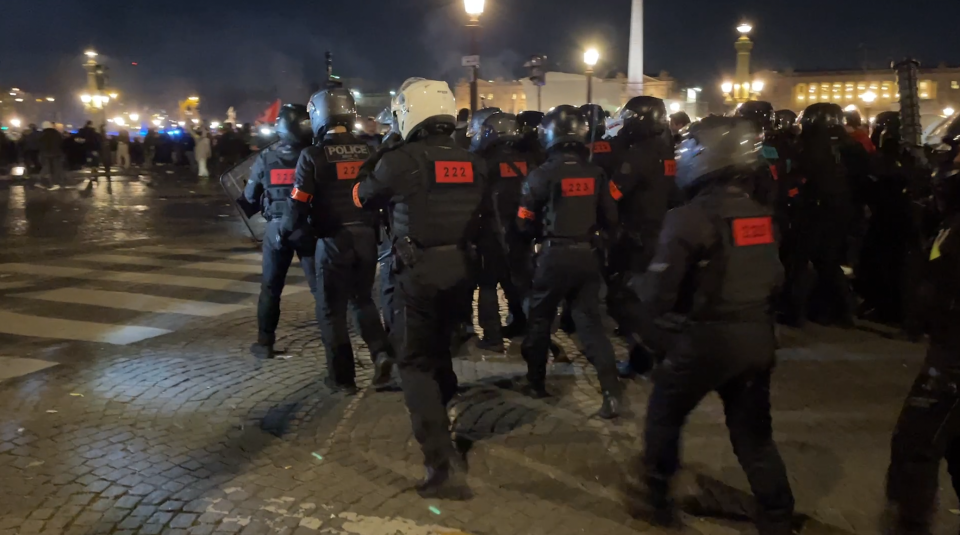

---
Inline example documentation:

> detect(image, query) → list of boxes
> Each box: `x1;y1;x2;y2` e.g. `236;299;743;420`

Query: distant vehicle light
260;127;271;136
12;166;25;176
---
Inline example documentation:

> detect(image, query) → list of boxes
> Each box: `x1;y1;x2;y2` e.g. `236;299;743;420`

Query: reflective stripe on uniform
517;206;536;220
352;182;362;208
290;188;312;202
609;180;624;201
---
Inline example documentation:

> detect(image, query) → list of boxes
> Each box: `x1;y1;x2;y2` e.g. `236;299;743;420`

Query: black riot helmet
674;116;762;193
538;105;588;150
466;107;502;139
471;112;521;152
579;104;606;140
735;101;775;133
307;88;357;138
274;104;312;147
517;111;544;135
618;96;667;140
798;102;844;134
774;109;798;132
872;111;900;149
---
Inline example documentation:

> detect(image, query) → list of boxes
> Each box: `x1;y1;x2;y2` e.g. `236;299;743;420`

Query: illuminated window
488;94;495;100
512;94;517;100
952;81;959;89
870;83;879;89
845;82;854;88
797;95;805;101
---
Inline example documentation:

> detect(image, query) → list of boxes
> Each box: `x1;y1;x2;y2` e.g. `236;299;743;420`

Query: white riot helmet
395;79;457;141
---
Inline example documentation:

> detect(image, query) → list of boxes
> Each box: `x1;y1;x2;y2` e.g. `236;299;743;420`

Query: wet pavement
0;167;956;534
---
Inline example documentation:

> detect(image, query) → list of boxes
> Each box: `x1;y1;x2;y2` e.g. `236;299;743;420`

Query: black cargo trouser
641;323;794;531
258;220;318;346
782;204;854;325
316;225;392;384
885;346;960;535
521;244;620;393
477;232;526;340
394;248;468;468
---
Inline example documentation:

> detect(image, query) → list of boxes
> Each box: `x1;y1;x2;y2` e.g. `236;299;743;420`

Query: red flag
257;99;282;124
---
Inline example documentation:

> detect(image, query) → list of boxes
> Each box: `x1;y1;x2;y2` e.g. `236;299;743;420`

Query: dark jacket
38;129;63;157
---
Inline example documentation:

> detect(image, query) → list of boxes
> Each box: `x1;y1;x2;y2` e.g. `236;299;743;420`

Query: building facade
758;66;960;120
453;71;687;115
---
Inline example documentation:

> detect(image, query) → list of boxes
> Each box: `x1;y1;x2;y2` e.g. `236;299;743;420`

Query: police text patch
732;217;774;246
324;144;370;162
664;160;677;177
561;178;595;197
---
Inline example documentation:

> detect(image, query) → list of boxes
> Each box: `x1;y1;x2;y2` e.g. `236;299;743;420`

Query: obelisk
626;0;644;97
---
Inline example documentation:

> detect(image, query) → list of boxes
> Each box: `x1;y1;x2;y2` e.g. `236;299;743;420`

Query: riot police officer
606;96;681;375
735;101;781;208
244;104;317;359
281;88;394;392
581;103;617;172
450;107;504;346
354;79;488;496
470;111;535;350
517;110;546;166
780;103;858;327
883;122;960;534
516;105;622;417
625;117;794;534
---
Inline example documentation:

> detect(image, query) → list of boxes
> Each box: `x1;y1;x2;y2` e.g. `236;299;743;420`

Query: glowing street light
191;118;200;124
583;48;600;104
10;119;21;128
210;121;221;129
584;48;600;68
45;97;55;102
721;81;734;94
152;119;162;127
114;116;126;126
80;94;93;103
944;107;955;117
84;50;98;58
737;22;752;35
752;80;764;92
108;92;118;99
129;113;139;121
464;0;484;18
669;102;682;113
861;91;877;104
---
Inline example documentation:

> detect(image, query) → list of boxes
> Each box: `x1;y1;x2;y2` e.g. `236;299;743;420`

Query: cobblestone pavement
1;282;955;535
0;169;957;534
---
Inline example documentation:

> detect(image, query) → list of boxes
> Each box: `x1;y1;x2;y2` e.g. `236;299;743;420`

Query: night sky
3;0;960;121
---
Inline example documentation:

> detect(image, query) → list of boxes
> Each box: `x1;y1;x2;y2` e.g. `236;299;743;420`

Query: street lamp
737;22;752;35
752;80;764;93
45;97;55;102
80;94;92;104
721;81;733;94
464;0;484;113
129;113;139;121
944;107;956;117
584;48;599;104
108;92;118;99
10;119;21;129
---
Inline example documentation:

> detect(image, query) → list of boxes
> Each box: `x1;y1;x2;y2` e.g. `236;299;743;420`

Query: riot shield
219;141;279;243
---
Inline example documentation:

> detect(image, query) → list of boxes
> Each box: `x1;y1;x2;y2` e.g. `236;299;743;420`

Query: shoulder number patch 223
732;217;774;246
561;178;595;197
